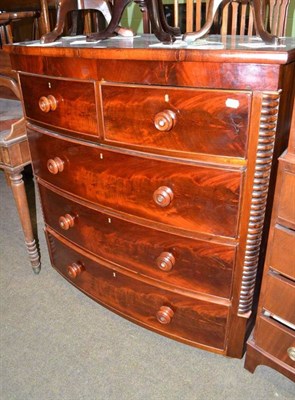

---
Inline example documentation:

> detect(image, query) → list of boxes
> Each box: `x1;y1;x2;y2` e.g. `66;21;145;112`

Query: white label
225;98;240;109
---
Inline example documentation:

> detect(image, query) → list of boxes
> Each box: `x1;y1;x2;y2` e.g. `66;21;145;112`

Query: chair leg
8;170;41;274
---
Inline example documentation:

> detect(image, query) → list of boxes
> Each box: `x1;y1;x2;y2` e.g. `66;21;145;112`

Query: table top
5;34;295;64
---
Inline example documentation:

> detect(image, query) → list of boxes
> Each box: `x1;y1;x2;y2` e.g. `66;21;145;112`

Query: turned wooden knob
287;347;295;361
156;252;175;272
39;95;58;113
154;110;176;131
59;214;75;230
156;306;174;324
47;157;64;174
67;262;83;279
153;186;174;207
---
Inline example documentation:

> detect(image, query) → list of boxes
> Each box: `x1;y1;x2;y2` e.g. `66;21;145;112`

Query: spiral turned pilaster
238;92;280;316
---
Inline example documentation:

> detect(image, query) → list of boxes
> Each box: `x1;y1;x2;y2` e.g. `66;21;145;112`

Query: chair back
172;0;290;37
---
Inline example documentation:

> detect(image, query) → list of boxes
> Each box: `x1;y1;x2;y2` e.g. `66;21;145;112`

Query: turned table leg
8;170;41;274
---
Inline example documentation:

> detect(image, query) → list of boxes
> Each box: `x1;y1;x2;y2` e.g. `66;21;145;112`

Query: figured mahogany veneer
19;74;98;137
46;229;229;351
28;128;243;238
101;84;251;158
6;36;295;359
38;182;236;298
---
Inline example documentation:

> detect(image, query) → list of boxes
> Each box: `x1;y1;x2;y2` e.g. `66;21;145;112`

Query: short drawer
46;229;229;351
39;183;236;298
269;225;295;280
101;84;251;158
20;74;98;137
29;129;243;238
277;167;295;229
263;273;295;325
254;316;295;370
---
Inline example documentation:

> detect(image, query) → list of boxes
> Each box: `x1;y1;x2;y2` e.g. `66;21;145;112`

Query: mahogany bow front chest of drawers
6;35;295;358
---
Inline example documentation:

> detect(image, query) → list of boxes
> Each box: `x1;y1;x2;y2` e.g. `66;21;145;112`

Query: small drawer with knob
38;183;236;298
101;83;251;159
29;129;243;238
46;229;229;351
19;74;98;138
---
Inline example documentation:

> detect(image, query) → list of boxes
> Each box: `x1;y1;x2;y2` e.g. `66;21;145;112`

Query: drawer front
102;84;251;158
269;225;295;280
46;230;229;350
30;130;243;237
20;74;98;137
263;273;295;325
255;317;295;369
39;184;236;298
278;168;295;229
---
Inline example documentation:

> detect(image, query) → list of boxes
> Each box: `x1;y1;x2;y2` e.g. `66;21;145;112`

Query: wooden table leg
8;170;41;274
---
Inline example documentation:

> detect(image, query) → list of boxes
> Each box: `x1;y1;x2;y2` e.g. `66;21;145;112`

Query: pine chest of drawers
244;103;295;380
6;35;295;358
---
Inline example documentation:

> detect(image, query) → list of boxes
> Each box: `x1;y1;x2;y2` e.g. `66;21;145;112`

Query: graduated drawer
263;273;295;325
29;129;243;238
39;183;236;298
46;229;229;351
20;74;98;137
269;225;295;280
254;317;295;370
101;84;251;158
277;164;295;230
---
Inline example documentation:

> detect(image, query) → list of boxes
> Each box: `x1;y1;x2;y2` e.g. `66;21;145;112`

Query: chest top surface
5;34;295;63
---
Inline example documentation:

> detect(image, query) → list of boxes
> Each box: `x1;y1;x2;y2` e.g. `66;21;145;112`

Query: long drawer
29;129;243;238
39;183;236;298
254;316;295;370
269;225;295;280
20;74;98;137
277;164;295;230
263;273;295;325
46;229;229;351
101;84;251;158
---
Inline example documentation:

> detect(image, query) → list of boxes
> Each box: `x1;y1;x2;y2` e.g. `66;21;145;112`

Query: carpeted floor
1;169;294;400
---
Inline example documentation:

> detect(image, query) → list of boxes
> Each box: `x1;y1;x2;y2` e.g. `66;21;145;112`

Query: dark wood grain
39;183;236;298
6;36;295;359
10;54;283;91
102;84;251;158
46;229;229;351
20;74;98;137
29;128;243;238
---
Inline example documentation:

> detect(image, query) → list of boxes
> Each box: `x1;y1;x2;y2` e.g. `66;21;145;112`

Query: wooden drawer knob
154;110;176;131
156;306;174;324
39;95;58;113
156;252;175;272
153;186;174;207
59;214;75;230
47;157;64;174
287;347;295;361
67;262;83;279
